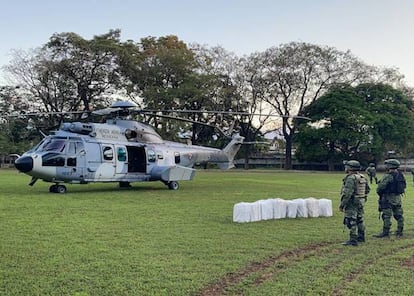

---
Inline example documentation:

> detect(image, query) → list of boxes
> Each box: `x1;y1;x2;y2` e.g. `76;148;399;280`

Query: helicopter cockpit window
28;138;47;153
174;152;180;164
42;138;66;153
148;150;156;162
103;146;114;161
117;147;127;162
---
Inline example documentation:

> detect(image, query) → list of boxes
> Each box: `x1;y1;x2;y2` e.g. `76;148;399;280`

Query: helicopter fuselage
15;119;243;192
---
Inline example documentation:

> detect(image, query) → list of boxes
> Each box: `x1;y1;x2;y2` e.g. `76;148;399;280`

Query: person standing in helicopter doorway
374;159;406;238
365;163;378;184
339;160;370;246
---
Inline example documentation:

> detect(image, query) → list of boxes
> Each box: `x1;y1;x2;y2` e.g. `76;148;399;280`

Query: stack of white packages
318;198;333;217
233;197;333;223
294;198;308;218
233;202;252;223
306;197;320;218
273;198;287;219
286;200;298;218
250;200;262;222
260;199;275;220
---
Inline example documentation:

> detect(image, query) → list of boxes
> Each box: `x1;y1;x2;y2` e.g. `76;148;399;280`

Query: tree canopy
1;30;414;167
295;83;414;170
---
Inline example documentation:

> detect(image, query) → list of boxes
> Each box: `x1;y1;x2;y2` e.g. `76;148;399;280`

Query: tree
256;42;374;169
192;45;278;166
5;30;123;129
0;86;41;156
295;84;414;170
119;35;207;141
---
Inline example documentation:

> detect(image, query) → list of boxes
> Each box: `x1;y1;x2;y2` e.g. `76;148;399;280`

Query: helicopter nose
15;156;33;173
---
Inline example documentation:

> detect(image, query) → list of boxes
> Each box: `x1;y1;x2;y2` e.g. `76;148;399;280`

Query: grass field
1;169;413;295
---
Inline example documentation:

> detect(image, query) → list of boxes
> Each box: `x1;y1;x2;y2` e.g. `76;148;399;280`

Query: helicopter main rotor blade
139;109;311;120
0;110;89;119
141;112;231;138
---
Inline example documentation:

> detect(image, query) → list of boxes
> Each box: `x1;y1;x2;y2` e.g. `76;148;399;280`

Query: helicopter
13;101;245;193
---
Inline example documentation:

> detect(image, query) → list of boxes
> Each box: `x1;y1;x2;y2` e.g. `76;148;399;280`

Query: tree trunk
283;118;292;170
327;160;335;171
284;136;292;170
243;146;250;170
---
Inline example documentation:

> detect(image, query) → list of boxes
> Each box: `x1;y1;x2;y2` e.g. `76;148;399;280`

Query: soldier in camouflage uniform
340;160;370;246
374;159;405;238
365;163;378;184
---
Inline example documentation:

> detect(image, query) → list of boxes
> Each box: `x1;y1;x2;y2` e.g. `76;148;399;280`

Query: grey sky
1;0;414;85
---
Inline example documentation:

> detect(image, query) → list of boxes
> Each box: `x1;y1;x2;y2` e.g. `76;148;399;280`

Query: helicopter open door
126;146;147;173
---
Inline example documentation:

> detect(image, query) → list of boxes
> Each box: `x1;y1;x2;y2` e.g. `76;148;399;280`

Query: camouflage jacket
340;174;359;209
365;167;376;176
376;172;402;206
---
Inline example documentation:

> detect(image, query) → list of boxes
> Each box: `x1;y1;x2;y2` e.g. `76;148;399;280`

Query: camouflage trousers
381;205;404;231
344;199;365;241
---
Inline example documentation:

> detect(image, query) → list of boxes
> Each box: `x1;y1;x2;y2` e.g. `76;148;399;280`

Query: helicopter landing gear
119;181;132;188
167;181;179;190
49;184;67;193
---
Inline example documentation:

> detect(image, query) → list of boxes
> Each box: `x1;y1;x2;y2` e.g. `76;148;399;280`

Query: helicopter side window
67;157;77;166
103;146;114;161
148;150;156;162
67;141;85;155
42;153;65;167
174;152;180;164
67;142;76;155
117;147;127;162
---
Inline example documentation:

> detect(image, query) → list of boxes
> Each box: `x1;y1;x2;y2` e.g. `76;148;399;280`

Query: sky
1;0;414;85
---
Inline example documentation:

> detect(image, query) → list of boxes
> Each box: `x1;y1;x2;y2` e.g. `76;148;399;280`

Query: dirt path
196;237;414;296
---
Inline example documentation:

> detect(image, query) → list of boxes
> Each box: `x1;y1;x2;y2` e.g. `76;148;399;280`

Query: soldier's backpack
392;171;406;195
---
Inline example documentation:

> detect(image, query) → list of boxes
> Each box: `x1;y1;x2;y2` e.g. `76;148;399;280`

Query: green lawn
0;169;413;295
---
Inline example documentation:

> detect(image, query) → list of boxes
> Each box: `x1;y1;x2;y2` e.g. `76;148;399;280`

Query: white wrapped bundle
306;197;320;218
294;198;308;218
260;199;275;220
286;200;298;218
319;199;333;217
233;202;251;223
273;198;287;219
250;200;262;222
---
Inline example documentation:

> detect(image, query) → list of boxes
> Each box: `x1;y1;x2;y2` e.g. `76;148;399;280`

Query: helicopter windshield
40;138;67;153
27;138;47;153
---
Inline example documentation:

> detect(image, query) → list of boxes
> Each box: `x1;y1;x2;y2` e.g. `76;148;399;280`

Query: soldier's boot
357;231;365;242
396;227;403;237
373;228;390;238
342;239;358;246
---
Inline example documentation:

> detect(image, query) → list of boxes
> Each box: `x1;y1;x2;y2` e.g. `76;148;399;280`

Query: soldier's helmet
344;160;361;171
369;163;375;167
384;159;400;169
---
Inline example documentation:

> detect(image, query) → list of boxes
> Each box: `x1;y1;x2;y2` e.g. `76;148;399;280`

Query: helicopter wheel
49;184;67;193
167;181;179;190
49;185;57;193
119;181;132;188
56;185;67;193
